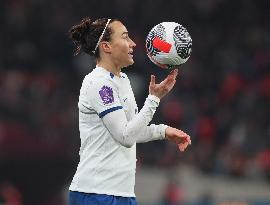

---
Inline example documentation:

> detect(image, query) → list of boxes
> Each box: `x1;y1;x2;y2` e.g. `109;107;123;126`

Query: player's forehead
109;21;128;38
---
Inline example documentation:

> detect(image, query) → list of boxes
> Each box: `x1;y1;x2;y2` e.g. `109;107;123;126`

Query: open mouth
128;50;133;58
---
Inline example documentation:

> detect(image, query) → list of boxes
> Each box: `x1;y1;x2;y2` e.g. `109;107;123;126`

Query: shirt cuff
160;124;169;139
148;94;160;104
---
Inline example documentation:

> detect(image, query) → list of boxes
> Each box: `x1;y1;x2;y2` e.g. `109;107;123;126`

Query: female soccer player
68;17;191;205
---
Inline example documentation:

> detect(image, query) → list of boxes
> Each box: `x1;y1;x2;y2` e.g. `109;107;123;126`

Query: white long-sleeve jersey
69;66;167;197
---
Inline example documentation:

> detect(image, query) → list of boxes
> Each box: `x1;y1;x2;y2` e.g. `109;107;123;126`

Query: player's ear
100;41;112;53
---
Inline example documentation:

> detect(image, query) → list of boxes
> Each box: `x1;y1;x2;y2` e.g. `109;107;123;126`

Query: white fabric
69;66;167;197
103;95;168;148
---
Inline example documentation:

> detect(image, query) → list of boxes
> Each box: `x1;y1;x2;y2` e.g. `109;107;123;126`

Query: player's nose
130;38;136;48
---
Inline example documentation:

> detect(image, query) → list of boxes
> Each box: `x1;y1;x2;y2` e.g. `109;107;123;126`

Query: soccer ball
146;22;192;69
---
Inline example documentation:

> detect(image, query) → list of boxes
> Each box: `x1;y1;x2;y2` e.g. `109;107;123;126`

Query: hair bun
69;17;92;42
79;17;92;34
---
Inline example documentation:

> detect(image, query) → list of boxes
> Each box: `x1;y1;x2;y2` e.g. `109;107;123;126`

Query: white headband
93;18;111;54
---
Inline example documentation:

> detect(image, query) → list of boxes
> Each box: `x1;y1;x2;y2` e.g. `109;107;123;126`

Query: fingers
162;69;178;86
169;69;178;80
169;68;178;74
174;69;179;79
183;134;191;145
161;70;177;86
165;127;191;152
178;135;191;145
187;135;192;145
178;141;189;152
177;130;191;152
178;143;186;152
157;69;179;85
150;75;156;87
178;137;190;152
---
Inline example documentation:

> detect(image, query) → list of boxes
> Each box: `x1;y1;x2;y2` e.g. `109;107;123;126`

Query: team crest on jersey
99;85;114;104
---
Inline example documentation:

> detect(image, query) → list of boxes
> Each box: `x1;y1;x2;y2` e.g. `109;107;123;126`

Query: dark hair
68;17;117;58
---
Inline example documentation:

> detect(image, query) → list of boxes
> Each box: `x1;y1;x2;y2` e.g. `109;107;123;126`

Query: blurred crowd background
0;0;270;204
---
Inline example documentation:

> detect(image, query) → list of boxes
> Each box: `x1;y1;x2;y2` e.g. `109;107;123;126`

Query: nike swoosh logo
123;98;127;102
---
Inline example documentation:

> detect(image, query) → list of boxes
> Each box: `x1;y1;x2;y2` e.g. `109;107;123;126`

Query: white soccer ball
146;22;192;69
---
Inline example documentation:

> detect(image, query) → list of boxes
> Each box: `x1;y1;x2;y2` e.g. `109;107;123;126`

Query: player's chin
122;55;135;68
126;58;135;66
130;59;135;65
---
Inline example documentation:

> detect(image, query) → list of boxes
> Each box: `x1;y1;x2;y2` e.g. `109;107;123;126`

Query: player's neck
97;59;121;77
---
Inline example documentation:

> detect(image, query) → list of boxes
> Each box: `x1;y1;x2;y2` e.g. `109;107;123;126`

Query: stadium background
0;0;270;204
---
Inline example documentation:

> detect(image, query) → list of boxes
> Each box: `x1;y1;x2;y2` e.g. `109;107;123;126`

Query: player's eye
123;34;129;39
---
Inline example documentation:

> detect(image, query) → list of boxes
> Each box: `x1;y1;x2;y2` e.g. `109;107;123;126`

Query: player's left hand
149;69;178;99
165;127;191;152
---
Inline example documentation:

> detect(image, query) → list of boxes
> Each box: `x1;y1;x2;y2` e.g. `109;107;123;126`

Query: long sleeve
102;95;168;148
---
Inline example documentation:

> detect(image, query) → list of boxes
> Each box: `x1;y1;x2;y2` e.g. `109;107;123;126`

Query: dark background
0;0;270;204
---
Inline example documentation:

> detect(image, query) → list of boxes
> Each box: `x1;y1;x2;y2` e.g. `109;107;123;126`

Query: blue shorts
68;191;138;205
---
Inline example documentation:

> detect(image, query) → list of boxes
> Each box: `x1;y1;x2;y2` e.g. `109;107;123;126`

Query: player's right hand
165;127;191;152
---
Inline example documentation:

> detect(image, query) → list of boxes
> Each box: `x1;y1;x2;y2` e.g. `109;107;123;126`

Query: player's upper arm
102;108;135;148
